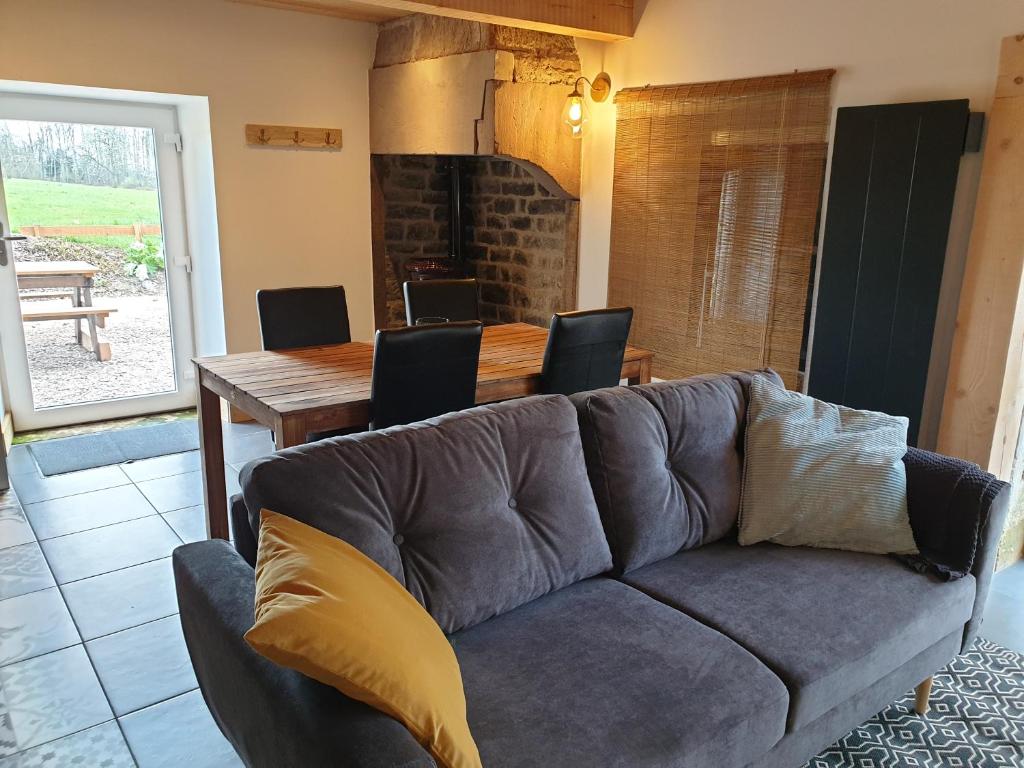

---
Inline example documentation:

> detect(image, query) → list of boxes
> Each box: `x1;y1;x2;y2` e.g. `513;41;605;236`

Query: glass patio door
0;94;195;430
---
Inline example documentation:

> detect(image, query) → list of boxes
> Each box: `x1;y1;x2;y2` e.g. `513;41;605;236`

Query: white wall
0;0;379;351
577;0;1024;447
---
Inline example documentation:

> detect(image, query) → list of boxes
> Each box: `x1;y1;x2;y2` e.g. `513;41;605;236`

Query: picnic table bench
15;261;116;361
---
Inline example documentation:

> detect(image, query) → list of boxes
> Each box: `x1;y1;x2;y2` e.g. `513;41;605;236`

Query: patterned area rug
807;638;1023;767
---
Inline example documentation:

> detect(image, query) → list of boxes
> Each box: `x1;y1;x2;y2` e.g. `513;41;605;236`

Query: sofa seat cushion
451;578;789;768
620;540;975;731
240;395;612;634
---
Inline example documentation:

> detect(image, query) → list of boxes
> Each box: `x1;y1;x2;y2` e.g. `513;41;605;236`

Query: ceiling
227;0;635;39
228;0;409;24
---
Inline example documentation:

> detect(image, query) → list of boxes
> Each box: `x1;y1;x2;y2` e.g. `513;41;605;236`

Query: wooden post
914;676;933;715
937;33;1024;480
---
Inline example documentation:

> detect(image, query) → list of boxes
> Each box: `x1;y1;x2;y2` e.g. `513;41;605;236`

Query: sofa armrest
173;540;436;768
902;447;1011;651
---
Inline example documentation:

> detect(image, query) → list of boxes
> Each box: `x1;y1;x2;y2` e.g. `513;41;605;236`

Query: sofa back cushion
571;370;778;574
240;395;612;634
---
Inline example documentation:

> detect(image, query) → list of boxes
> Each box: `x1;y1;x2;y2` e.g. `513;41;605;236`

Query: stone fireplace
372;153;578;328
368;14;583;329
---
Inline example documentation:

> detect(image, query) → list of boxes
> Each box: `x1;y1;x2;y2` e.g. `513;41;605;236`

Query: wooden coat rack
245;124;343;149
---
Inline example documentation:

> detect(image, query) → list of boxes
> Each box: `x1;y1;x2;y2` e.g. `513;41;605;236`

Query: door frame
0;93;197;430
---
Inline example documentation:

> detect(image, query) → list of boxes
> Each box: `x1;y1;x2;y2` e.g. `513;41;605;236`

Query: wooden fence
19;223;161;238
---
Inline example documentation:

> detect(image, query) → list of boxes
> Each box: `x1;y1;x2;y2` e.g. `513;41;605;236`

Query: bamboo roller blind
609;69;835;388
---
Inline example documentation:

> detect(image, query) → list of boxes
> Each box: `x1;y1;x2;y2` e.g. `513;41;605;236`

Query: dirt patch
14;237;166;297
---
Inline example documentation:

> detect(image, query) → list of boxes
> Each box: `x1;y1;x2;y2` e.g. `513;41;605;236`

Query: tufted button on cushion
571;370;783;575
241;395;612;634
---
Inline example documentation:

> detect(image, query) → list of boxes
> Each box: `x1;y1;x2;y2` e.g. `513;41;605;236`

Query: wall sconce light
561;72;612;139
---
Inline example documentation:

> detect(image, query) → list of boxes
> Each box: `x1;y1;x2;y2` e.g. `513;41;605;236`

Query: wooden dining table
194;322;653;539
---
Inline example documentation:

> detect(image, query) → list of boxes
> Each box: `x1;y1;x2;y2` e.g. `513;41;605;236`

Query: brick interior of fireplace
372;154;579;328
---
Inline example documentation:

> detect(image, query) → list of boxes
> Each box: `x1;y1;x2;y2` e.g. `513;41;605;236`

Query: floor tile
223;420;267;437
991;560;1024;599
223;429;274;464
0;588;79;666
981;588;1024;655
161;506;212;545
88;615;196;716
121;451;201;484
0;544;54;601
24;485;157;541
0;497;35;552
11;465;130;505
0;646;112;754
3;447;38;480
120;689;242;768
137;468;241;514
40;517;181;585
61;557;177;641
0;721;134;768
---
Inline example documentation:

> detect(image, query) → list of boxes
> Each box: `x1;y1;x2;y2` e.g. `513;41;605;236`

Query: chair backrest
403;279;480;326
370;320;483;430
257;286;351;351
540;307;634;396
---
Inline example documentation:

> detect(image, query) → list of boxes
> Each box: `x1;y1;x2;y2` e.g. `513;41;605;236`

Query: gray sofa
173;371;1010;768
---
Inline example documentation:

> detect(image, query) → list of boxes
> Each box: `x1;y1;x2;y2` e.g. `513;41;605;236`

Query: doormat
805;637;1023;767
28;420;199;476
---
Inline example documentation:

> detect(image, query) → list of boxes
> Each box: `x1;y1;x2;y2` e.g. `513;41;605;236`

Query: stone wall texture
462;158;578;326
371;154;578;329
374;14;580;85
372;155;451;327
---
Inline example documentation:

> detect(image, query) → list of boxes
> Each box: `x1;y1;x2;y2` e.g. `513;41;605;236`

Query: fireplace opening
371;154;579;329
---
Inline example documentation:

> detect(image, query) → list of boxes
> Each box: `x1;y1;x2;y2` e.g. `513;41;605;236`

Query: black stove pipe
448;156;463;263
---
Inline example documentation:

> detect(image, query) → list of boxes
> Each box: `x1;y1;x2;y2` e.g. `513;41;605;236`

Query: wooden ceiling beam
231;0;634;39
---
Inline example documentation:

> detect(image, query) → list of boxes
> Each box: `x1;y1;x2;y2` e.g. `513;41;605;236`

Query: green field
3;178;160;229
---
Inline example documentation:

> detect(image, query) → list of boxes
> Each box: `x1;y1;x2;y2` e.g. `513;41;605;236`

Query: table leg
274;416;307;450
86;315;102;362
74;287;82;345
628;357;653;385
83;282;105;329
198;376;230;540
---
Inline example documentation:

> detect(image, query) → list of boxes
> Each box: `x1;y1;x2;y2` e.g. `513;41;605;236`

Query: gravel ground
12;238;175;408
23;295;176;408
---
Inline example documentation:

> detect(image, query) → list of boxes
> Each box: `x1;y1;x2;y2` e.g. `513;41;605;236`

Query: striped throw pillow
738;375;918;555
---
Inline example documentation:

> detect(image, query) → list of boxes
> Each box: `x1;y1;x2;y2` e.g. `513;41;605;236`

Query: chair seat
620;540;976;731
451;578;788;768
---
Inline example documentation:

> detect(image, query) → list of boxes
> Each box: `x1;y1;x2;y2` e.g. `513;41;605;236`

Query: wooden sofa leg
914;676;933;715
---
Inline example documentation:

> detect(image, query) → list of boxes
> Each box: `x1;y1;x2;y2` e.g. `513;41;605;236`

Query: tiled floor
0;420;273;767
983;558;1024;655
0;422;1022;766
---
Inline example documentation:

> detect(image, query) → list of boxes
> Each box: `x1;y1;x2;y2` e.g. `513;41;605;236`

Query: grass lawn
3;178;164;265
4;178;160;230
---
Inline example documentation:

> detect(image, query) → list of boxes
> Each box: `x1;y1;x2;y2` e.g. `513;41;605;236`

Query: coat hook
293;130;301;145
258;128;269;144
325;131;335;146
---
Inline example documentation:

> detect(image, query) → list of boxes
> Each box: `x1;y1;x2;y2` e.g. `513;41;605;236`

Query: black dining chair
370;321;483;430
539;307;634;396
256;285;351;351
256;285;352;442
403;279;480;326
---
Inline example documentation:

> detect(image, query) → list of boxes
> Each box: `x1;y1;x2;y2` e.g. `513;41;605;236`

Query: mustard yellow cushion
245;509;481;768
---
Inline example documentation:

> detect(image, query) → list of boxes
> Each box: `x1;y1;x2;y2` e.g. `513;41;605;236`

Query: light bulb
561;91;590;139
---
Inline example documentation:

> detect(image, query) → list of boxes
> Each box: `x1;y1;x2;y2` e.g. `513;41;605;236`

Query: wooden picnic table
15;261;114;361
194;322;654;539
